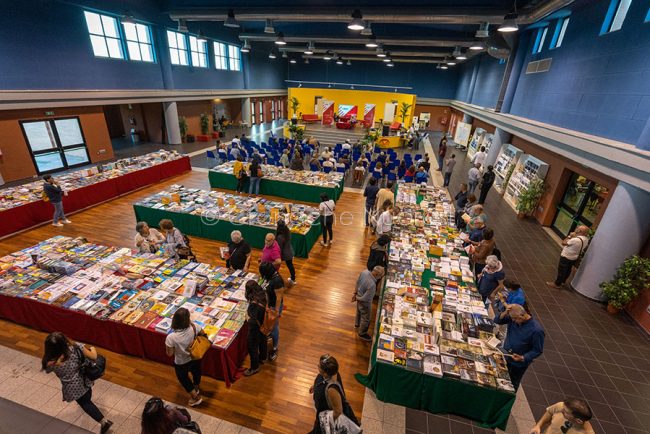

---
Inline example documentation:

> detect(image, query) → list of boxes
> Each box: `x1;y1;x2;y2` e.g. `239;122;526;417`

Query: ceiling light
121;11;136;25
298;82;302;87
446;59;456;66
348;9;364;31
264;19;275;34
476;22;490;38
498;13;518;32
452;46;461;57
304;41;314;55
268;51;276;59
275;32;287;45
281;51;288;58
323;51;332;60
376;46;386;57
290;59;296;64
456;52;467;60
304;58;310;64
347;59;351;66
361;21;372;36
196;30;207;43
241;40;250;53
223;9;239;28
440;65;448;70
436;64;441;70
336;57;343;65
177;19;188;33
470;41;484;50
328;83;332;88
382;57;391;62
387;62;394;67
365;35;378;48
350;85;354;89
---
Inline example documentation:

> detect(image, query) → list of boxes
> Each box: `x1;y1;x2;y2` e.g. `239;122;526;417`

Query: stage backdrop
288;88;416;128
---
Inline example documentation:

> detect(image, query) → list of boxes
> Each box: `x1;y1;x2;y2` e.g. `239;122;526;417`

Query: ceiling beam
279;47;452;57
238;33;476;48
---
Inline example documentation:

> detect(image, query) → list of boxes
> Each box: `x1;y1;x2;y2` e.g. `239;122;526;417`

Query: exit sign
45;111;55;116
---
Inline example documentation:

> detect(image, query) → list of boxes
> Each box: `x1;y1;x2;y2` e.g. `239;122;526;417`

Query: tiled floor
405;135;650;433
0;397;92;433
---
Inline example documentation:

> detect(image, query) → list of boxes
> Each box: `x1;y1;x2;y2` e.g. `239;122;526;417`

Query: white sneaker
62;219;72;224
52;222;63;227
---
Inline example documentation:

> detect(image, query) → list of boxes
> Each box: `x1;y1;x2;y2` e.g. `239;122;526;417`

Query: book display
493;144;523;194
466;128;486;159
503;154;549;211
356;183;516;429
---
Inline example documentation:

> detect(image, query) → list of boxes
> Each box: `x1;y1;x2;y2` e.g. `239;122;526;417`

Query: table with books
0;236;252;386
0;151;191;239
133;185;322;258
355;185;516;429
208;162;345;203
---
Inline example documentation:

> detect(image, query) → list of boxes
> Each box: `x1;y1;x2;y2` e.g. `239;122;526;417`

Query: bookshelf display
493;144;523;194
466;128;486;159
503;155;549;211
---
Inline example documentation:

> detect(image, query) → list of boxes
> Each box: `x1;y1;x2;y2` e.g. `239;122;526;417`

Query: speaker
382;125;390;136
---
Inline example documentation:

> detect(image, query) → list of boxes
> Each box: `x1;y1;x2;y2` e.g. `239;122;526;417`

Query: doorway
551;172;609;238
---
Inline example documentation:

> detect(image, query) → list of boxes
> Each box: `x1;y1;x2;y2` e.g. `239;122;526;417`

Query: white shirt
319;200;335;216
134;228;164;253
561;236;589;260
231;138;240;146
472;151;487;167
468;167;481;182
165;326;195;365
321;151;332;159
376;211;393;235
342;143;351;150
322;160;334;168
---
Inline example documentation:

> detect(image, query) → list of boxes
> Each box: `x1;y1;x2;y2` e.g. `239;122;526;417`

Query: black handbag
74;345;106;381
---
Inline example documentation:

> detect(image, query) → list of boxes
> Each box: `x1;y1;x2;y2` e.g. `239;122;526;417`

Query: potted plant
515;178;545;218
398;102;413;123
289;97;300;118
178;116;188;143
600;256;650;314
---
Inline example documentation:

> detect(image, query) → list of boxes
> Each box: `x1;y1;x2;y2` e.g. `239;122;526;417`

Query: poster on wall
454;121;472;147
321;100;335;125
338;104;358;120
363;104;376;127
419;112;431;129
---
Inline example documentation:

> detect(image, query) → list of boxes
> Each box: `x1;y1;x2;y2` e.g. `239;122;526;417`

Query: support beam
164;102;182;145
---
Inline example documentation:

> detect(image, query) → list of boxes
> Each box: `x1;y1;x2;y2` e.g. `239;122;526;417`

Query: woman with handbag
244;280;268;377
141;396;201;434
165;308;204;407
42;332;113;434
259;262;284;362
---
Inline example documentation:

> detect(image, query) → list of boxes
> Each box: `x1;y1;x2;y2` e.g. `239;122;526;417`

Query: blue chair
336;166;346;174
404;175;414;183
415;154;423;161
206;150;218;166
323;167;332;173
310;163;320;171
387;173;397;182
372;171;382;180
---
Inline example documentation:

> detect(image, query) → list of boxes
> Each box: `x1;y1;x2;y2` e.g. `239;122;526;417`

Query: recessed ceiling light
223;9;239;28
470;41;484;50
264;19;275;34
304;41;314;55
361;21;372;36
241;40;250;53
365;35;378;48
498;13;518;32
348;9;364;31
275;32;287;45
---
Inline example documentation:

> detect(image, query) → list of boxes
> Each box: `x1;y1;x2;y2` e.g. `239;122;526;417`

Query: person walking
275;219;296;285
233;155;247;194
319;193;335;246
226;230;252;271
42;332;113;433
165;308;203;407
248;158;262;196
352;266;385;342
244;280;268;376
546;225;590;289
259;262;284;362
363;178;380;227
468;163;481;194
437;137;447;171
443;154;456;187
43;175;71;227
478;165;496;204
141;396;200;434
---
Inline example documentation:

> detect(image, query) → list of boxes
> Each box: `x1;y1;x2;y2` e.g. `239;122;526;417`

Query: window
84;11;123;59
532;26;548;54
214;42;228;70
601;0;632;34
21;118;90;174
123;22;154;62
228;45;241;71
259;101;264;123
645;7;650;22
167;30;189;65
550;17;570;49
250;101;256;125
189;36;208;68
271;100;276;120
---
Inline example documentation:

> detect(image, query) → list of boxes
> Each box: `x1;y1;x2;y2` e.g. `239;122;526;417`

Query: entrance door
384;102;397;122
551;172;609;237
20;118;91;175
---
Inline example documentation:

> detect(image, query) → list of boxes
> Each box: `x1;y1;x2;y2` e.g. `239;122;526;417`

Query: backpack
74;345;106;381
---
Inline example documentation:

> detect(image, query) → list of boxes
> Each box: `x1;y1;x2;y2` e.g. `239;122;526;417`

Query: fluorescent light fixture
365;35;378;48
348;10;364;31
304;41;314;55
177;19;188;33
470;41;484;50
476;22;490;38
264;19;275;34
290;59;297;64
361;21;372;36
498;13;518;32
275;32;287;45
268;51;276;59
241;40;250;53
224;9;239;28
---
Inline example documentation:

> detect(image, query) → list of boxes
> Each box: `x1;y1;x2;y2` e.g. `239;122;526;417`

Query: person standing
260;233;282;269
363;178;380;227
443;154;456;187
165;308;203;407
478;165;496;204
259;262;284;361
497;280;527;311
530;398;595;434
275;219;296;285
493;304;545;390
352;266;385;342
226;230;252;271
319;193;335;246
279;149;290;168
470;227;496;276
415;166;428;184
374;181;395;215
290;153;304;171
233;155;247;194
454;183;468;209
367;234;390;271
42;332;113;433
437;137;447;171
477;255;505;302
468;163;481;194
472;145;487;168
248;158;262;196
244;281;267;376
375;202;399;237
43;175;71;227
546;225;590;289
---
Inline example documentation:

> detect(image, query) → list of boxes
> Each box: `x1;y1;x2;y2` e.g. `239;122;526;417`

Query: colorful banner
363;104;376;127
338;104;358;119
322;100;335;125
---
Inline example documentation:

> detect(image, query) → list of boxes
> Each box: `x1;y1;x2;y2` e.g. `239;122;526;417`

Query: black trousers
236;176;246;193
321;215;334;243
478;187;490;204
174;359;202;393
555;256;576;286
248;325;268;370
507;362;528;390
285;259;296;280
75;388;104;423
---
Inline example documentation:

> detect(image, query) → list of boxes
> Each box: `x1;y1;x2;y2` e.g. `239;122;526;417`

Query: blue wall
454;54;507;109
0;0;285;90
507;0;650;146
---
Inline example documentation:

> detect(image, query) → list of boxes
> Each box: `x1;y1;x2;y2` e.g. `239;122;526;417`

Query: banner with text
363;104;376;127
322;100;335;125
338;104;358;120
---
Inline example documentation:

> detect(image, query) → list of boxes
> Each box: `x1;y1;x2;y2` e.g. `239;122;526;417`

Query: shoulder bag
74;345;106;381
573;237;586;269
187;324;212;360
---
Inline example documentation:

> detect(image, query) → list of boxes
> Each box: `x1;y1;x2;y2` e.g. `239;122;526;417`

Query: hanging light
455;48;467;60
223;9;239;28
446;58;456;66
268;50;277;59
196;30;207;43
440;64;448;70
298;82;303;87
323;51;332;60
365;35;378;48
290;58;297;64
241;40;251;53
304;41;315;55
382;53;391;62
498;13;518;32
436;64;441;70
360;21;372;36
177;19;188;33
304;58;310;64
470;41;484;50
452;46;461;57
348;9;364;31
264;19;275;34
387;62;394;67
281;50;288;58
350;85;354;89
376;46;386;57
275;32;287;45
347;59;351;66
328;83;332;88
336;57;343;65
476;22;490;38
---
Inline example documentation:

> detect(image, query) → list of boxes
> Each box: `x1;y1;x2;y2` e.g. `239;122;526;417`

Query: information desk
133;204;321;258
0;157;192;239
208;170;344;204
0;293;248;387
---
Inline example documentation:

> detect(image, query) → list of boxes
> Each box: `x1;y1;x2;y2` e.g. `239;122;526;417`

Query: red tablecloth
0;157;191;239
0;294;248;386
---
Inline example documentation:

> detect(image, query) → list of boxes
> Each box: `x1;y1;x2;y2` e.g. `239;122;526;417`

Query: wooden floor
0;171;376;434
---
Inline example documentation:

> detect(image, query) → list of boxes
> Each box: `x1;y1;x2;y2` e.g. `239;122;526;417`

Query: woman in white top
165;308;204;407
376;200;399;236
319;193;336;246
134;221;165;253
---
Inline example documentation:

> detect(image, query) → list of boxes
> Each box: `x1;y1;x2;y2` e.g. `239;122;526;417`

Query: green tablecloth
208;170;344;203
133;205;321;258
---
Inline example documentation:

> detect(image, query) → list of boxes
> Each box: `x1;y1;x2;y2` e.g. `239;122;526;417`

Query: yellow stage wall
288;87;417;128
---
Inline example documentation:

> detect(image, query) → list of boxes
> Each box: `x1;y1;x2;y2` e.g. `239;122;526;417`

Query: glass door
21;117;90;174
551;172;609;237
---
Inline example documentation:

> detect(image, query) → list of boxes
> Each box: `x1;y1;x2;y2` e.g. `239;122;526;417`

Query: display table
0;157;191;239
0;293;247;386
208;170;344;204
133;204;321;258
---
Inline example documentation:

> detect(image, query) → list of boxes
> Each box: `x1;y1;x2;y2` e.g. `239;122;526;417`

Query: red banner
322;101;334;125
363;104;376;128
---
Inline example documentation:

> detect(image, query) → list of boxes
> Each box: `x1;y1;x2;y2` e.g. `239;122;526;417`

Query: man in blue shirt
494;304;544;390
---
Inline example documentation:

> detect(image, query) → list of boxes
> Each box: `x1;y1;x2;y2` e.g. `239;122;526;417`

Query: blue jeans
270;301;283;350
249;177;261;195
468;181;478;194
52;201;66;223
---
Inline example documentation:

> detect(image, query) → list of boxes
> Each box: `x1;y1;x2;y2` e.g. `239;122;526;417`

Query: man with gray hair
494;304;545;390
226;230;251;271
546;225;590;289
352;266;385;342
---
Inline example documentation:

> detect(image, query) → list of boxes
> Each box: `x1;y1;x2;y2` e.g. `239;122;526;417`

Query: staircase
302;125;366;148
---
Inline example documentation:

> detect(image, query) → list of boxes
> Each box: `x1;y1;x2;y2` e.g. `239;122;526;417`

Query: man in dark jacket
363;178;380;227
367;235;390;271
478;165;496;205
43;175;71;227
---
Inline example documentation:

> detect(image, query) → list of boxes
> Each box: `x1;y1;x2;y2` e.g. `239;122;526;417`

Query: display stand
503;154;549;211
482;133;494;154
466;128;486;158
493;144;523;194
453;122;472;150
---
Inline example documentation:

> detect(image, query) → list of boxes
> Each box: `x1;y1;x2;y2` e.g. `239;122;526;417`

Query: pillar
242;97;251;127
572;182;650;300
485;128;512;167
164;102;182;145
636;117;650;151
499;32;530;114
467;58;481;105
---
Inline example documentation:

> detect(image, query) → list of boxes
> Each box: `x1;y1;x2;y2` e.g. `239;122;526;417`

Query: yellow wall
287;87;417;128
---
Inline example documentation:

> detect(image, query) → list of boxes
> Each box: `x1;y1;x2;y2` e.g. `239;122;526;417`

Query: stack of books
211;162;343;188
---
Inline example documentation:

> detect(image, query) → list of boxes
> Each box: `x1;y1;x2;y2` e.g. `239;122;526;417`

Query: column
485;128;512;167
572;182;650;300
499;32;530;114
164;102;182;145
467;58;481;104
242;97;251;127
